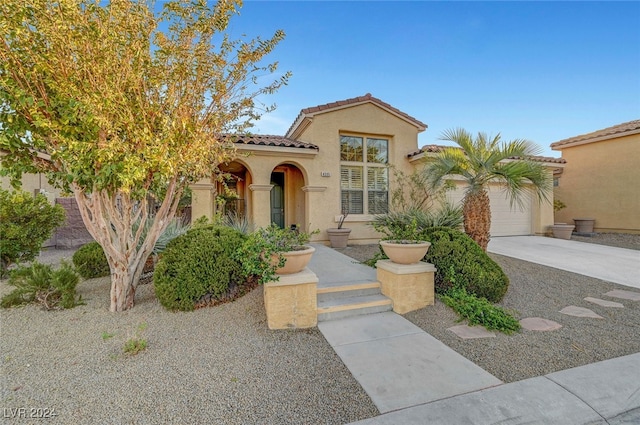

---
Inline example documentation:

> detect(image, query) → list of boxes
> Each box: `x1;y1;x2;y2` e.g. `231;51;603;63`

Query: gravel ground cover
0;274;377;424
1;233;637;423
339;234;640;383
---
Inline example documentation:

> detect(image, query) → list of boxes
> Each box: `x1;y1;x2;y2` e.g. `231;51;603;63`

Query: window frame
339;134;390;215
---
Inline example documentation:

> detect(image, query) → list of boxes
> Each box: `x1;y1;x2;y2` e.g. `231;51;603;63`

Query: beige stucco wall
0;171;63;205
293;103;423;243
554;133;640;234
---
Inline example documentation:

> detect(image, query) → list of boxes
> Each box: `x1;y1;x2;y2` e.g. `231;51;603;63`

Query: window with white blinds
340;135;388;214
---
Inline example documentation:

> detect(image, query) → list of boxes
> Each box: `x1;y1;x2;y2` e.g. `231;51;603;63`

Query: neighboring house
551;119;640;234
192;94;563;243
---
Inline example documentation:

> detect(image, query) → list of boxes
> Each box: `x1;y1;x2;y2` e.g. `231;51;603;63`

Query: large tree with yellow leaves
0;0;290;311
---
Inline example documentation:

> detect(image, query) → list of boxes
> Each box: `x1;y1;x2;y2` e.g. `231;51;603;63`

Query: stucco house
192;93;563;243
551;119;640;234
2;93;564;245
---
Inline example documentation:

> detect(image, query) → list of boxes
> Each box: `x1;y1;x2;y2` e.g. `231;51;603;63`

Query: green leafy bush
423;227;509;302
440;287;521;334
73;241;110;279
153;225;247;311
0;189;65;277
235;224;318;284
1;261;82;310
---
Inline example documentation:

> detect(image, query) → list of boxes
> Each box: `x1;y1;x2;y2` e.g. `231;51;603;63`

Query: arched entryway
217;161;253;220
270;163;306;229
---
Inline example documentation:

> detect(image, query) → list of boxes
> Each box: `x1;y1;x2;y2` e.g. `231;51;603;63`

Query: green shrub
153;225;247;311
235;224;318;285
440;287;521;334
73;241;110;279
1;261;82;310
0;189;66;277
423;227;509;302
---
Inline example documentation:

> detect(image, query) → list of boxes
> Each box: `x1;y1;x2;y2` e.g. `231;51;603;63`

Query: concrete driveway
488;236;640;289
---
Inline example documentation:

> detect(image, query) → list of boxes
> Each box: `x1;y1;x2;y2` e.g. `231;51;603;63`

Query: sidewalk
348;352;640;425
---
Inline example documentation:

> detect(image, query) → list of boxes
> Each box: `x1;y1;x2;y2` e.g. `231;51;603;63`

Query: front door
270;172;285;228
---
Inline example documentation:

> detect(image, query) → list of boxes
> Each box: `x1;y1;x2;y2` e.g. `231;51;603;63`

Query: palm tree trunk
463;189;491;251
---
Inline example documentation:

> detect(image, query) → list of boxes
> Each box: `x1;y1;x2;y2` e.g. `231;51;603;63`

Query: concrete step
316;281;382;302
317;293;393;322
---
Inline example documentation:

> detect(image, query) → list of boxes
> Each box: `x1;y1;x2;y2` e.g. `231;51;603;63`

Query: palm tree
424;128;552;251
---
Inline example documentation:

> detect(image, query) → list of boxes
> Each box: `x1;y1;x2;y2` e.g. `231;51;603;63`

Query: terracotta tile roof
407;144;447;157
407;144;566;164
223;134;319;150
286;93;427;137
550;119;640;149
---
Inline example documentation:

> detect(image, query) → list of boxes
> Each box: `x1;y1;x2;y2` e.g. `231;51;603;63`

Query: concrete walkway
488;236;640;289
308;243;640;425
319;312;502;414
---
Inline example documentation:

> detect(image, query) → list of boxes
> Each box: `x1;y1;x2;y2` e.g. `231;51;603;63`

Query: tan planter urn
379;240;431;265
326;228;351;248
273;246;316;275
573;218;595;233
550;224;574;240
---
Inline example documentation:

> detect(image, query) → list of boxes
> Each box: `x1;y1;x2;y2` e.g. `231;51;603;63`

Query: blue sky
224;1;640;157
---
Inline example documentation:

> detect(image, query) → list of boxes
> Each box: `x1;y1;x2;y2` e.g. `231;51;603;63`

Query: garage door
446;183;532;236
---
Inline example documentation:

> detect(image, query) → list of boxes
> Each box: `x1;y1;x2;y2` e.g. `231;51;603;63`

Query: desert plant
134;216;191;256
153;226;247;311
123;323;147;355
1;261;82;310
440;286;521;334
0;188;65;277
424;128;552;251
372;206;463;241
73;241;110;279
235;224;318;284
423;227;509;302
223;211;255;234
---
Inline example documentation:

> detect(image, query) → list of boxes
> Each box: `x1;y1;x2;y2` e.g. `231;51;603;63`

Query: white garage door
446;183;532;236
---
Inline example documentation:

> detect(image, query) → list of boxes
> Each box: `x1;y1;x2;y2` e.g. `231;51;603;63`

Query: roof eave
551;128;640;150
235;143;318;158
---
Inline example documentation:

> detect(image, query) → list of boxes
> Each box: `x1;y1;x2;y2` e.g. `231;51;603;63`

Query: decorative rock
604;290;640;302
448;325;496;339
584;297;624;308
519;317;563;331
559;306;604;319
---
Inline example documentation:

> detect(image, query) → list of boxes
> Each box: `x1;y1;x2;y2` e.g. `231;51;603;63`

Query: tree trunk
109;254;145;312
73;180;182;312
463;189;491;251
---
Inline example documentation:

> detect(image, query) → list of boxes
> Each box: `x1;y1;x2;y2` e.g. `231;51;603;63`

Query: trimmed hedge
153;225;247;311
72;241;110;279
422;227;509;302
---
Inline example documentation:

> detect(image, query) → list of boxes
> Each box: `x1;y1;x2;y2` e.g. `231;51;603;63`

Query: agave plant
372;203;463;240
133;216;191;256
222;211;255;235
